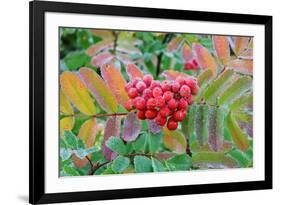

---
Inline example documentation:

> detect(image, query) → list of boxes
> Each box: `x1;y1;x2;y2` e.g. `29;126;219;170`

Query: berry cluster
184;59;199;71
124;74;199;130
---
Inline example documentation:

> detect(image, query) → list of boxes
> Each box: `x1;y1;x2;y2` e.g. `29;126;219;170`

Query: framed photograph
29;0;272;204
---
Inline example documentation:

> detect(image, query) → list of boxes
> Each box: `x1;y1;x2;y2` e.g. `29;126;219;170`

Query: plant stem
62;112;130;118
156;33;174;76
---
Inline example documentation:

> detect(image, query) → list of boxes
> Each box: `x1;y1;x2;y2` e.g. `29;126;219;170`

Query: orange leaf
232;37;250;56
193;43;217;74
91;30;115;40
126;64;144;80
73;118;98;168
213;36;230;65
162;70;192;81
60;71;96;115
79;67;118;113
182;42;192;62
163;127;187;153
101;63;129;106
228;59;253;75
86;39;113;56
167;36;183;52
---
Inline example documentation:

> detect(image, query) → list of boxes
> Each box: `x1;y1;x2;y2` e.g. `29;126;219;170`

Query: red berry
136;81;146;92
167;118;178;130
178;98;188;110
159;107;171;117
155;96;165;108
163;91;173;102
187;95;194;105
143;74;153;87
134;97;146;110
128;88;138;99
176;76;186;86
156;114;167;126
145;109;157;119
124;99;134;111
167;99;178;110
150;80;161;89
185;78;198;94
184;62;194;70
132;78;140;87
173;110;185;121
125;82;133;92
143;88;153;100
137;110;146;120
152;87;163;98
180;85;191;97
161;81;171;92
171;81;180;93
192;59;198;68
146;98;157;109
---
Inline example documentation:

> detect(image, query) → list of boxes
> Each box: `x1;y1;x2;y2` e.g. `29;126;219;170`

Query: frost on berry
124;74;198;130
152;87;163;98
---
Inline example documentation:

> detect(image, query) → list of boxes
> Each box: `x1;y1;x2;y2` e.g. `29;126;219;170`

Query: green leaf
226;112;249;151
229;92;253;111
133;133;147;153
208;106;224;151
60;148;72;161
203;69;235;104
192;152;238;168
63;166;80;176
197;69;214;87
217;76;252;106
151;158;166;172
111;156;130;173
64;130;79;149
166;154;192;171
227;149;251;168
74;146;99;159
63;51;90;71
195;105;209;146
182;105;196;138
134;156;153;173
147;132;163;153
105;136;127;155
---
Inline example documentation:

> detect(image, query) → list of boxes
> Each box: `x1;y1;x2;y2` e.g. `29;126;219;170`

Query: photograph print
59;28;253;177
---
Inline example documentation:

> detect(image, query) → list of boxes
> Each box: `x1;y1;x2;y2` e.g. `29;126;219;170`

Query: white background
0;0;279;204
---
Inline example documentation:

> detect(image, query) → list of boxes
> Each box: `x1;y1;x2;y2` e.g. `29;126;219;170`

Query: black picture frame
29;0;272;204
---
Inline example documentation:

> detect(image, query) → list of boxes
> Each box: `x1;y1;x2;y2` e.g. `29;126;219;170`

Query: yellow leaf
163;127;187;153
79;67;118;113
60;117;74;136
193;43;217;74
78;118;98;148
101;63;129;106
60;90;73;115
60;71;96;115
73;118;98;168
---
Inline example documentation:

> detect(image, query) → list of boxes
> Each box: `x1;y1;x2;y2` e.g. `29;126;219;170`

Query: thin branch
156;33;174;76
62;112;130;118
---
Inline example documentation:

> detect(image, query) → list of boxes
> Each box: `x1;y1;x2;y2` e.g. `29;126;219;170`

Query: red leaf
86;39;113;56
101;63;129;107
102;117;121;161
91;52;114;67
213;36;230;65
126;64;144;80
123;112;141;142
